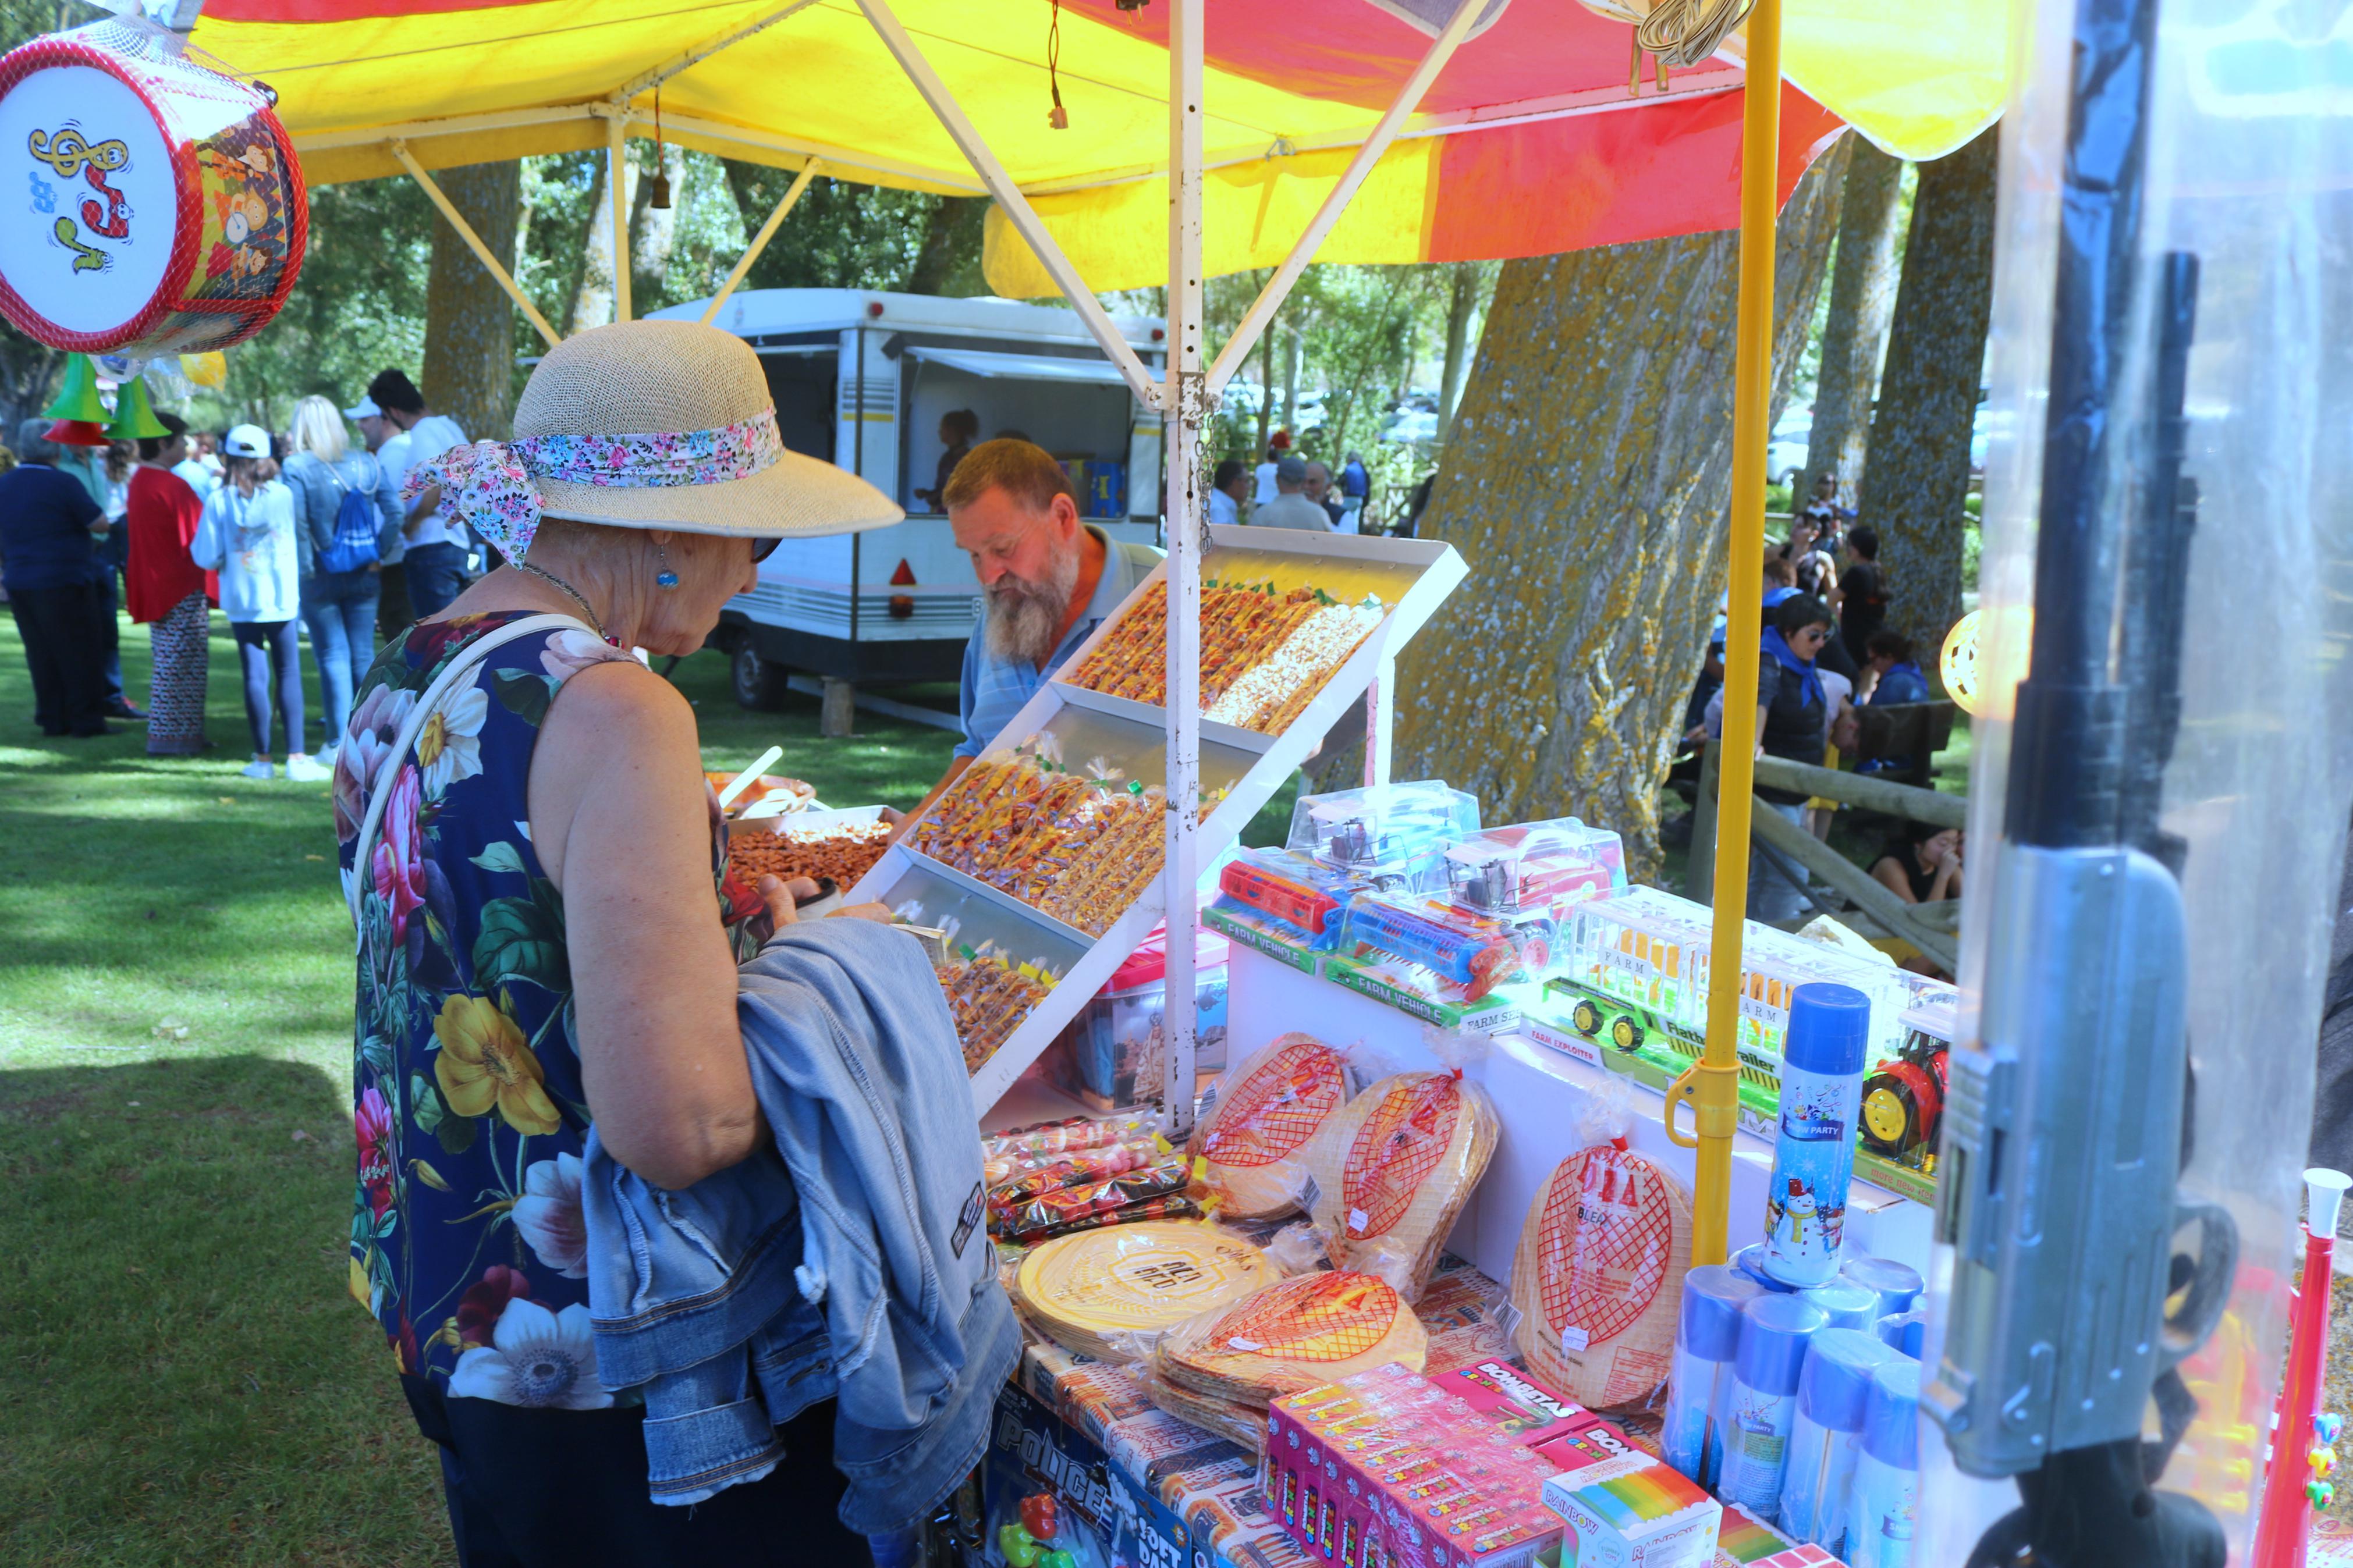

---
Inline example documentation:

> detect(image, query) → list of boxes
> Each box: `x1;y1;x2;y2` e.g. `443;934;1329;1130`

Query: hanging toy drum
0;20;305;356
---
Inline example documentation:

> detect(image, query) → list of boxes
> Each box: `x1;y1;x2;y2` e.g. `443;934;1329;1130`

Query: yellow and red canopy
190;0;2007;292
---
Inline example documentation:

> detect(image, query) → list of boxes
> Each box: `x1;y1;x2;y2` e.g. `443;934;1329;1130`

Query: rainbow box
1710;1501;1848;1566
1541;1452;1722;1568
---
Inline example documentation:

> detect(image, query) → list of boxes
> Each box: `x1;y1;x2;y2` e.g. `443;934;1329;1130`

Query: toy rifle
1924;0;2240;1562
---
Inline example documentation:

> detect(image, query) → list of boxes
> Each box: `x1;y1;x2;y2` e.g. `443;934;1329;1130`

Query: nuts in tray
726;823;891;890
906;741;1216;938
942;951;1053;1073
1063;578;1386;733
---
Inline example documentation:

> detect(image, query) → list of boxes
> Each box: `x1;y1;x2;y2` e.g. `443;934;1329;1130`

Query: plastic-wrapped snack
1187;1033;1356;1219
1017;1193;1202;1245
996;1155;1191;1242
986;1135;1166;1209
1300;1069;1500;1301
982;1110;1158;1172
1010;1219;1279;1362
1154;1271;1428;1410
940;950;1053;1073
1063;578;1388;734
1510;1141;1692;1410
1134;1361;1274;1453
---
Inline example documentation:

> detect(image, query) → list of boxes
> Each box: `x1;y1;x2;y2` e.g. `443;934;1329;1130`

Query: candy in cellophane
994;1154;1191;1243
982;1111;1158;1182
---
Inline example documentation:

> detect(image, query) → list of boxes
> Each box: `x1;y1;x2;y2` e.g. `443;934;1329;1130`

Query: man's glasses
753;536;780;563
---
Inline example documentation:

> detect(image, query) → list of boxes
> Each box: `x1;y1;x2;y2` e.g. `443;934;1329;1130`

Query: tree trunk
1857;125;1998;657
1804;137;1905;504
629;138;686;309
1436;262;1481;446
421;161;522;442
572;146;635;334
906;197;988;296
1371;145;1848;884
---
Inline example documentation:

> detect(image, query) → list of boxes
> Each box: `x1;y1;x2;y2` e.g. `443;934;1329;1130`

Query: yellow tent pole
1671;0;1780;1268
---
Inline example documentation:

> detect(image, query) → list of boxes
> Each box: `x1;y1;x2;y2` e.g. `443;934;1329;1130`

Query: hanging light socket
648;169;673;209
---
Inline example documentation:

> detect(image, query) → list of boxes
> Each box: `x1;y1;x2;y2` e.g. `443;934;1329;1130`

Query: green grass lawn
0;606;956;1563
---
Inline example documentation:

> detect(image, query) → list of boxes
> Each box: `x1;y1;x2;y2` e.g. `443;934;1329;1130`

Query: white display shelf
847;524;1465;1118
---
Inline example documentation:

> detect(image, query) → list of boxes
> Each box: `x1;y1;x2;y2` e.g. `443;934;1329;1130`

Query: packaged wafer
1298;1068;1500;1302
1509;1082;1692;1409
1153;1270;1428;1410
1010;1219;1278;1362
1187;1032;1364;1219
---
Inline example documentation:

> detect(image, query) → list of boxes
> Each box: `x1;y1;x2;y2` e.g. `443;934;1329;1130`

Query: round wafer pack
1509;1143;1692;1408
1012;1220;1277;1362
1189;1033;1353;1219
1157;1270;1428;1407
1302;1070;1499;1300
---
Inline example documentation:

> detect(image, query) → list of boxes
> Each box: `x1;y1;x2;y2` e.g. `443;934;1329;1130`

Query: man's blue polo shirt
955;525;1163;758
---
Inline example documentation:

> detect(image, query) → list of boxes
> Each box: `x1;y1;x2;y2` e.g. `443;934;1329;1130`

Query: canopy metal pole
855;0;1162;406
1201;0;1483;396
1159;0;1205;1137
1667;0;1780;1269
701;157;824;324
390;140;560;348
606;111;633;322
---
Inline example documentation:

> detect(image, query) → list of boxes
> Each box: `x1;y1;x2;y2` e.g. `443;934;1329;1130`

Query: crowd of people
1678;474;1960;933
0;367;475;778
1204;430;1372;535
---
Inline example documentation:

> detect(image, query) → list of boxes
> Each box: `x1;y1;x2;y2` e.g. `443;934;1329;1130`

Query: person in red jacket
125;411;216;756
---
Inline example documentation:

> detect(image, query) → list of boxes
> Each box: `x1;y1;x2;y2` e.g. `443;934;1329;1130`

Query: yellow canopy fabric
188;0;2007;291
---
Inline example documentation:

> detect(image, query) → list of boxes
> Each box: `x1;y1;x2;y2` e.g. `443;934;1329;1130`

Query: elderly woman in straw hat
334;321;901;1562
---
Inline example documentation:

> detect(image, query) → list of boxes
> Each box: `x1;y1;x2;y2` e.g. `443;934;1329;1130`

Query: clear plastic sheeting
1922;0;2353;1558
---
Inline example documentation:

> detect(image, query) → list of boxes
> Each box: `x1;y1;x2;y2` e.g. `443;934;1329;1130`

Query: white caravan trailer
645;289;1167;713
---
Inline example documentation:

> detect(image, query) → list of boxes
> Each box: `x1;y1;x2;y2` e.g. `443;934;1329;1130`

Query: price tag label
1560;1322;1591;1353
1348;1208;1371;1235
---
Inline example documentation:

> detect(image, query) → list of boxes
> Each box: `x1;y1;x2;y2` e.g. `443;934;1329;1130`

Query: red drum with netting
0;22;305;355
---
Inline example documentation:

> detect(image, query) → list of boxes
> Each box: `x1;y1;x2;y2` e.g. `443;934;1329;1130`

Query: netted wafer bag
1298;1068;1499;1301
1508;1079;1692;1409
1186;1032;1360;1220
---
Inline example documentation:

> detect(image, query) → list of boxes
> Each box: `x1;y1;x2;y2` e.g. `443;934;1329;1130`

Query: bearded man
895;439;1163;834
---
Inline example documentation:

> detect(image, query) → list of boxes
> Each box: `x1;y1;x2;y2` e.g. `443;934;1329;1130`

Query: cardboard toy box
1540;1452;1723;1568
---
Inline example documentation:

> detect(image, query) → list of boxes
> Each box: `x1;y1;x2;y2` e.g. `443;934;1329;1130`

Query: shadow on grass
0;1055;447;1564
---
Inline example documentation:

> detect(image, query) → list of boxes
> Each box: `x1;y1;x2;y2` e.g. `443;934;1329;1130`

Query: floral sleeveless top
335;612;768;1409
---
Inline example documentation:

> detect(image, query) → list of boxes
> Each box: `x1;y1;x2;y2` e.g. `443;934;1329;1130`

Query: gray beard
983;548;1081;666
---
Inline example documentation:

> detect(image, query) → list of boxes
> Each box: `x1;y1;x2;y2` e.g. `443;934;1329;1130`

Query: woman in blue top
337;319;903;1564
191;425;329;781
283;394;396;758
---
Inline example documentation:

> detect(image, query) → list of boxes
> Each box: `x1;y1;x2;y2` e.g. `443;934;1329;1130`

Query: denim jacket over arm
581;916;1018;1534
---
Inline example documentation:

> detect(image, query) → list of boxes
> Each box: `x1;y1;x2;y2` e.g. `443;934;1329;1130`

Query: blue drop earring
655;543;679;591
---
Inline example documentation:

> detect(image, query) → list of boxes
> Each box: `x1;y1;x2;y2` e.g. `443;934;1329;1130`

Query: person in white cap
343;392;416;635
189;425;329;781
336;319;920;1559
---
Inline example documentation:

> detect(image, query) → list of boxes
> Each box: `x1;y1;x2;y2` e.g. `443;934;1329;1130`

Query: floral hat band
397;407;784;561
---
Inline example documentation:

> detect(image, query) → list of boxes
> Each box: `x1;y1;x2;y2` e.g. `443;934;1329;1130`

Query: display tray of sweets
851;528;1467;1118
903;735;1226;940
725;811;891;891
1063;576;1387;734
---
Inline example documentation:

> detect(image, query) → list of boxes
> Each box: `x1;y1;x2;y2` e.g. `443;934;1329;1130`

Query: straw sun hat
406;318;902;556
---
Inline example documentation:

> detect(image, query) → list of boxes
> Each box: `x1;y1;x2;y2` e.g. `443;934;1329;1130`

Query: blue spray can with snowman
1761;982;1872;1288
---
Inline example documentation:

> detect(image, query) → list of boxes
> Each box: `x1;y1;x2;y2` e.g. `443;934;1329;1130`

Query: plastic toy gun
1925;3;2237;1562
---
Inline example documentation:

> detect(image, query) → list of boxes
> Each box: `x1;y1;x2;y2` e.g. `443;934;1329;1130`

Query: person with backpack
283;395;396;759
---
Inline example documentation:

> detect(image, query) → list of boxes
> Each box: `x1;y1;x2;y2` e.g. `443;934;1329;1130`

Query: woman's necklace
512;560;622;646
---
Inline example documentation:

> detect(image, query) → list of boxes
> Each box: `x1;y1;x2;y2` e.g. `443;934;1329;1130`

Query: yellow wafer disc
1014;1221;1279;1361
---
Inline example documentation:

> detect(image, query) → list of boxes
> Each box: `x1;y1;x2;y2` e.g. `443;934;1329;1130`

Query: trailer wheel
730;641;791;710
1610;1015;1644;1053
1571;998;1602;1037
